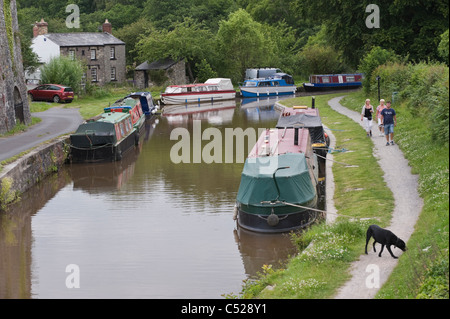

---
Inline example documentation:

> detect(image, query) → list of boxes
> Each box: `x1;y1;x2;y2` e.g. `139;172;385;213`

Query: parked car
28;84;74;103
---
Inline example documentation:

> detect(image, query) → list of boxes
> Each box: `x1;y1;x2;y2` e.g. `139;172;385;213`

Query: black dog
365;225;407;259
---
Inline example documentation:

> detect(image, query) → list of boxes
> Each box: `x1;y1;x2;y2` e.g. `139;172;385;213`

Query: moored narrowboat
104;98;146;132
276;105;330;166
69;112;137;163
303;73;363;91
126;91;158;116
235;127;320;233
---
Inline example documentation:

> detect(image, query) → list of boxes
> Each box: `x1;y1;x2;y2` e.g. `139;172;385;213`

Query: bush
40;56;85;94
195;59;218;83
358;46;400;93
367;61;449;144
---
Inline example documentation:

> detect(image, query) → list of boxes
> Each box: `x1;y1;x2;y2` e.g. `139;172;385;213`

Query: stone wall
0;136;69;209
0;0;31;134
61;43;126;86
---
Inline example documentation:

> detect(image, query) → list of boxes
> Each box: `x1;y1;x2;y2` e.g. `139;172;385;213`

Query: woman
361;99;374;137
376;99;387;136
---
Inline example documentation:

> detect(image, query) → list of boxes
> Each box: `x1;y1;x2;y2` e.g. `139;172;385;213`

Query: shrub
40;56;85;94
366;61;449;144
358;46;400;93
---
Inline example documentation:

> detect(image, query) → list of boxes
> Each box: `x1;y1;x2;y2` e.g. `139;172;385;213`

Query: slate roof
135;58;179;71
44;32;125;47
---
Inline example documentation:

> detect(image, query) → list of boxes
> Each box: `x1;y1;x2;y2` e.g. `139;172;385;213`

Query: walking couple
361;99;397;145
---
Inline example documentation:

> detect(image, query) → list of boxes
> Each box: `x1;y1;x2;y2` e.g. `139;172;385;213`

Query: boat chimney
312;96;316;109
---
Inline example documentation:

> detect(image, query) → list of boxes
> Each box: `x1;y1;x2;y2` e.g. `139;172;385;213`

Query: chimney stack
102;19;112;34
33;18;48;37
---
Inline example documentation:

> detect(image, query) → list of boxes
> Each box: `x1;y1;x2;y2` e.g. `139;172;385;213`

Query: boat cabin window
258;82;270;87
346;76;355;82
321;77;330;83
166;87;181;94
209;86;218;91
245;82;257;87
272;81;280;86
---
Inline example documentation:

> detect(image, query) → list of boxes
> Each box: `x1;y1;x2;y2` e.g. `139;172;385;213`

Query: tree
438;29;449;65
296;0;449;67
136;18;216;82
40;56;85;94
216;9;272;83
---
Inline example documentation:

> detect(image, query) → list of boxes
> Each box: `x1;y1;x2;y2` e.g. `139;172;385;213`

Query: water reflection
0;95;300;299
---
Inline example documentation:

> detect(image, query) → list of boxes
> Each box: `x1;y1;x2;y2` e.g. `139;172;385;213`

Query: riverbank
238;91;448;299
0;136;69;210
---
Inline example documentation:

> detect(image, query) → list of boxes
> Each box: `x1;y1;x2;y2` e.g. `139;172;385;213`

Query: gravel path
327;96;423;299
0;106;82;162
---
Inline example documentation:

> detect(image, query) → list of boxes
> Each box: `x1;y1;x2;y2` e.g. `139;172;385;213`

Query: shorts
384;124;394;135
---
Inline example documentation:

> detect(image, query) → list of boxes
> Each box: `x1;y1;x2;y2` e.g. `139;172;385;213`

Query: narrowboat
126;91;158;116
235;127;320;233
160;78;236;105
69;112;137;163
239;73;297;98
104;98;146;132
303;73;363;91
276;105;330;162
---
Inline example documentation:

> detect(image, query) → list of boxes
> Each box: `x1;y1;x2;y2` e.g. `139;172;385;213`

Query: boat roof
98;112;130;124
248;128;311;158
276;113;324;129
311;73;363;77
167;78;233;88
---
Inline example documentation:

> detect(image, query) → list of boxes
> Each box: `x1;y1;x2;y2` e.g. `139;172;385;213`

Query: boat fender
233;204;238;221
267;209;279;227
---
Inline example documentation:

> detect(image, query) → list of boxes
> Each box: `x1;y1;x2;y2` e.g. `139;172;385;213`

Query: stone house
29;19;126;86
134;58;187;89
0;0;31;134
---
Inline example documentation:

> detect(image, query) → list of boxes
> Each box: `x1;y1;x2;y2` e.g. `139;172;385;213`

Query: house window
111;67;116;81
91;49;96;60
69;50;75;60
110;47;115;59
91;68;98;82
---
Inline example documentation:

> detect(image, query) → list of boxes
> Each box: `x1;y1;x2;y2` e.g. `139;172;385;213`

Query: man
381;101;397;146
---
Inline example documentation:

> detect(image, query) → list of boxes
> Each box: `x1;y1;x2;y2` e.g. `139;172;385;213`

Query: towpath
0;106;82;162
327;96;423;299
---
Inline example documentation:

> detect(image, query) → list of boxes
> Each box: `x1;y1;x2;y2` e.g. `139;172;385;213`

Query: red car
28;84;74;103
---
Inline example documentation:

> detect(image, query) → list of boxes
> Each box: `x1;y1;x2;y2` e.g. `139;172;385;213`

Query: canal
0;96;299;299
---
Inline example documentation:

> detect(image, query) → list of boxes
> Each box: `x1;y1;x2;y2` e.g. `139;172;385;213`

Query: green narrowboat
235;127;319;233
69;112;137;163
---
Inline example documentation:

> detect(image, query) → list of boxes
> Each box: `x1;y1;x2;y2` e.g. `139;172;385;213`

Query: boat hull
161;91;236;105
240;86;297;98
69;130;137;163
236;204;318;233
303;82;362;92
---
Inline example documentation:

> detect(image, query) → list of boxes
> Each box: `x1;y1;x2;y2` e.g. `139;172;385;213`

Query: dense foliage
40;56;84;93
17;0;449;81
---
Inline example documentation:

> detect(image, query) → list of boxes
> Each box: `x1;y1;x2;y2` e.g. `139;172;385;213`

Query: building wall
134;60;187;89
60;44;126;86
0;0;31;134
31;35;60;64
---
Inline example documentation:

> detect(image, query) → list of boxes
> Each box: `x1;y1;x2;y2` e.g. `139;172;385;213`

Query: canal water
0;96;300;299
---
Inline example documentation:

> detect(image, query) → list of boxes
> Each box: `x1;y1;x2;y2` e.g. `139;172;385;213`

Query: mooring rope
63;141;114;151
